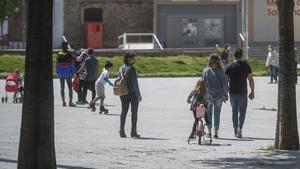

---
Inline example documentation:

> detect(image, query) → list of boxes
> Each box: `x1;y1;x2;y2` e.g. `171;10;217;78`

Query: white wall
53;0;64;48
253;0;300;42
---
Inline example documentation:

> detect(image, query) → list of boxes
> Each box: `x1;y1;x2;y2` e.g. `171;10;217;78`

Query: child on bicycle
187;79;211;139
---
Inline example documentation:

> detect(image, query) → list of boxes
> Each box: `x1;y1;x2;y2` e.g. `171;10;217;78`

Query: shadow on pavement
102;113;120;116
190;151;300;169
217;137;254;141
244;137;275;141
0;157;95;169
133;137;169;141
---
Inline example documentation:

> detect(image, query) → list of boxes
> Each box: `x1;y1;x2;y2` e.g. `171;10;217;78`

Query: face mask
75;51;81;55
268;47;272;52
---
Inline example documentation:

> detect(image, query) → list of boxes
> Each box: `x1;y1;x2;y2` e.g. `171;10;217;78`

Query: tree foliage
0;0;21;22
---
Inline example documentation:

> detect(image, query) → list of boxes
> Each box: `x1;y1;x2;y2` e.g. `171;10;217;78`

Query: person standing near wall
216;43;230;66
266;45;279;84
225;48;255;138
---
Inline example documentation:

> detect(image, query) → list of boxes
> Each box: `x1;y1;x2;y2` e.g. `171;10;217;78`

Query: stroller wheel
5;96;8;103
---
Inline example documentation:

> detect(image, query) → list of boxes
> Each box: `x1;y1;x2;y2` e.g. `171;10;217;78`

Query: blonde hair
193;79;208;96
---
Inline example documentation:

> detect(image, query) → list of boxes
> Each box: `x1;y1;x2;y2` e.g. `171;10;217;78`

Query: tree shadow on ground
217;137;254;141
133;137;169;141
190;150;300;169
0;157;95;169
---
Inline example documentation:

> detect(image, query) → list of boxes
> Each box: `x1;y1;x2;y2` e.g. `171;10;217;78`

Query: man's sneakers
235;129;242;138
69;102;76;107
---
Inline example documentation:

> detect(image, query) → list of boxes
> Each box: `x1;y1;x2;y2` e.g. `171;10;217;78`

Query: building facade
2;0;300;49
63;0;153;48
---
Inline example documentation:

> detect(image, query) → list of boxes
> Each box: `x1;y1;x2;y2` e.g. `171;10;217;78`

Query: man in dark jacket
81;48;99;104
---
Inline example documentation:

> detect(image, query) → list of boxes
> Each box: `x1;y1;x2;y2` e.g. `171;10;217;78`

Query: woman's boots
131;127;140;138
119;128;127;138
120;127;140;138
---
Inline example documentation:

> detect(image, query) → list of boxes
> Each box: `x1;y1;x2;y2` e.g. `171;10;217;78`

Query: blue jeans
269;65;278;82
229;92;248;130
206;96;223;130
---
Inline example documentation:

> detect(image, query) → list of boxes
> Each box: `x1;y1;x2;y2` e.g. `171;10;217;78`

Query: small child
187;79;211;139
90;61;113;114
14;69;24;101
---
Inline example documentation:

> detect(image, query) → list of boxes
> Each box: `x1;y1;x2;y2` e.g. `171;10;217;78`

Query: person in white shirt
266;45;279;84
90;61;113;114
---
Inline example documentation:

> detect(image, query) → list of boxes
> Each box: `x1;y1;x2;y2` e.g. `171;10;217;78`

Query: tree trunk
17;0;56;168
275;0;299;150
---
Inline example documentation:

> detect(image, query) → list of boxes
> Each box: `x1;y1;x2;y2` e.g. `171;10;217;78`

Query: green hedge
0;54;279;79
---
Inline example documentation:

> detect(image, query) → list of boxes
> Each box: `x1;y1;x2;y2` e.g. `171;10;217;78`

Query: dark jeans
120;95;139;129
229;92;248;130
76;80;84;102
59;77;73;102
191;110;210;134
295;61;298;84
82;80;96;103
269;65;278;82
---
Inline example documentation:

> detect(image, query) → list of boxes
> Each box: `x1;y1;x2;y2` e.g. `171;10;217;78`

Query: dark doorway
84;8;103;22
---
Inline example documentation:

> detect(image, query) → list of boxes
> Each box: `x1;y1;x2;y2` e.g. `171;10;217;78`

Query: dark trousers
295;61;298;84
120;95;139;129
82;80;96;103
59;77;73;102
76;80;84;102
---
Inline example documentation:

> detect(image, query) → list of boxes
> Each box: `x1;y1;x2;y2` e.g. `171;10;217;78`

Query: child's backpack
113;68;129;96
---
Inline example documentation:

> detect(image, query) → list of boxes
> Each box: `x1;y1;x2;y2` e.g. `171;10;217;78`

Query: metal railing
118;33;163;50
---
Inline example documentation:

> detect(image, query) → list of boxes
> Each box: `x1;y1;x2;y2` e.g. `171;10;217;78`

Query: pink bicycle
188;104;212;145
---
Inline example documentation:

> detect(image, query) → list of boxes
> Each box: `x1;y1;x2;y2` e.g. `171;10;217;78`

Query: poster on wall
203;18;223;45
182;18;198;45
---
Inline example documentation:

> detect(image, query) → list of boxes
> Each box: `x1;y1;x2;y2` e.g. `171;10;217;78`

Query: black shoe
131;128;140;138
119;130;127;138
100;106;109;114
189;132;195;139
89;103;96;112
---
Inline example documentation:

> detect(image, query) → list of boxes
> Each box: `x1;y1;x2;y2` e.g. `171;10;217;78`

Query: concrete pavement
0;77;300;169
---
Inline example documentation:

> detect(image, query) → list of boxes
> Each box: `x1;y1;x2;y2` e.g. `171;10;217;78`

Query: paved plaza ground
0;77;300;169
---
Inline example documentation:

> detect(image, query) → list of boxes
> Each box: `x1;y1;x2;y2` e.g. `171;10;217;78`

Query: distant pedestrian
81;48;99;104
266;45;279;84
202;53;228;139
13;68;24;101
119;52;142;138
75;48;89;104
295;48;299;84
73;46;84;104
225;48;255;138
56;42;76;107
186;79;211;140
216;43;230;66
90;61;113;114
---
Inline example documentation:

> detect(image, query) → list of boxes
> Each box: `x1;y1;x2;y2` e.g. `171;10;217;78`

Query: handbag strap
211;68;224;89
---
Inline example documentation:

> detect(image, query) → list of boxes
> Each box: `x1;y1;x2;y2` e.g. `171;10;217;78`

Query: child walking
90;61;113;114
187;79;211;139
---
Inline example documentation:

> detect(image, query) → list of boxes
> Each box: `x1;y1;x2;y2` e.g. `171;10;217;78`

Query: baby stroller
1;73;23;103
187;104;212;145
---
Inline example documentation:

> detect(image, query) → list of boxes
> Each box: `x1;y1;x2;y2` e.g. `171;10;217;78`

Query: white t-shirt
95;69;110;86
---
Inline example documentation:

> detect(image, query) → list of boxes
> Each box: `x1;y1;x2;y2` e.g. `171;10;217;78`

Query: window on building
84;8;103;22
